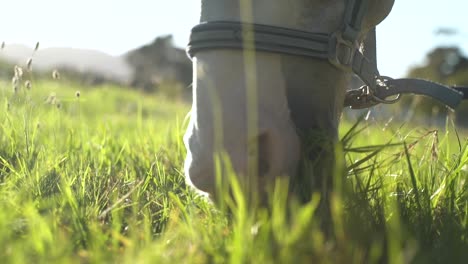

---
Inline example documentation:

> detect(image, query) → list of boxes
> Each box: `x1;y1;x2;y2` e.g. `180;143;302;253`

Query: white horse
184;0;395;201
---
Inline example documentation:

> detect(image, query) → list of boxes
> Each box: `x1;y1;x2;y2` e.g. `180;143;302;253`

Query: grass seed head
12;76;19;93
1;41;4;50
34;42;40;52
14;65;24;78
46;93;57;104
26;58;33;72
52;70;60;80
25;80;32;90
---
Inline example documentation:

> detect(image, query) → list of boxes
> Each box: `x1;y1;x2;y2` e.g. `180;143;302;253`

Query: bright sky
2;0;467;78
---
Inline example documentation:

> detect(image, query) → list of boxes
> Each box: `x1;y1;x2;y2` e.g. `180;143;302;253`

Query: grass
0;78;467;263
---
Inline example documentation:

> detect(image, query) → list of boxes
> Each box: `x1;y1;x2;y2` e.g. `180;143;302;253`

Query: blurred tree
125;35;192;96
405;47;468;126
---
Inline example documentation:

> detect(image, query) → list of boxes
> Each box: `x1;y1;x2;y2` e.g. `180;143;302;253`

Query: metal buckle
345;76;402;109
345;86;377;109
329;32;357;71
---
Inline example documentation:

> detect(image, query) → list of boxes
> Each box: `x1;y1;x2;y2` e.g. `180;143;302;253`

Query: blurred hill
0;36;193;96
0;44;133;84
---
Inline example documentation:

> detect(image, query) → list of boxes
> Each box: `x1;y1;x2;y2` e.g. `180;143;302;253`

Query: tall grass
0;78;466;263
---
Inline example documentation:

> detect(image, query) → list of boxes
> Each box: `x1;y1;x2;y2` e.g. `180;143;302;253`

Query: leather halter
187;0;467;110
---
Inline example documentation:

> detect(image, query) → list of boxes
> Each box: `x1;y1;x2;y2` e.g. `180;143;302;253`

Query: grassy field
0;79;467;263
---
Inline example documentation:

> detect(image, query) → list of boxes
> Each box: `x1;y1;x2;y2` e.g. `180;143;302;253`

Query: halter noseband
187;0;467;110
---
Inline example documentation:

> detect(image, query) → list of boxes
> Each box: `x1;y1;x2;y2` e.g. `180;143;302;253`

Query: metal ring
371;75;402;105
371;93;401;104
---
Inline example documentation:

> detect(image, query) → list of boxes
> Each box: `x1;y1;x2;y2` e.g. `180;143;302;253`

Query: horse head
184;0;395;202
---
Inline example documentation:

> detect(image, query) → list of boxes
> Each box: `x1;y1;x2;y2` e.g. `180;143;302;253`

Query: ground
0;79;466;263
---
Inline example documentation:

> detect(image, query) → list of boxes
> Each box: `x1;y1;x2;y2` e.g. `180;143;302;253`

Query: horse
183;0;395;203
